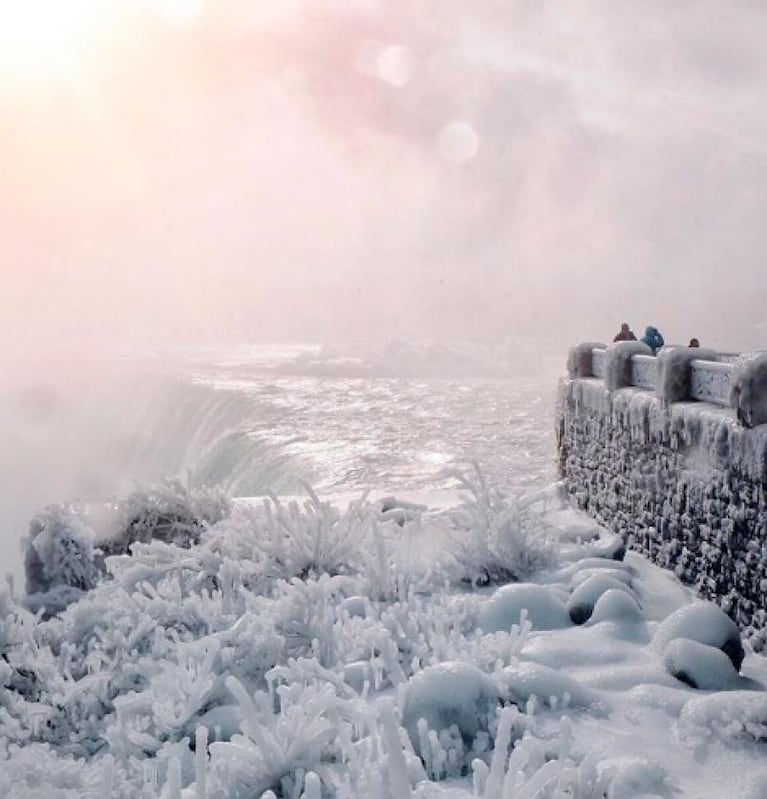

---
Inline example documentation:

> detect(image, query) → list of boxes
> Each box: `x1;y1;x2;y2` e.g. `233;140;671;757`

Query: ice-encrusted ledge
558;347;767;637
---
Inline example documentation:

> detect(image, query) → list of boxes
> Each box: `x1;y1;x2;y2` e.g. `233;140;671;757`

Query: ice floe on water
2;472;767;798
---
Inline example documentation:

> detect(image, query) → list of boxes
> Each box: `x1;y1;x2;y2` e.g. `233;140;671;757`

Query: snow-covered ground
3;344;767;797
4;474;767;799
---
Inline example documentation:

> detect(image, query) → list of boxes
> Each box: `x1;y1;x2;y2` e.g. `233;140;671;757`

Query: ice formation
2;475;767;799
558;374;767;640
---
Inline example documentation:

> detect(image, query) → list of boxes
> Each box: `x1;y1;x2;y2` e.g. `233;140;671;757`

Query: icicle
225;675;283;763
379;699;413;798
558;717;572;762
301;771;322;799
417;718;431;775
166;757;182;799
472;758;489;796
100;754;114;797
501;745;529;797
512;759;561;799
484;705;516;799
195;726;208;799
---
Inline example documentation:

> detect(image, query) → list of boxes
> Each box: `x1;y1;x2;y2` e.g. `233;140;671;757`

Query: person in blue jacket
641;325;665;355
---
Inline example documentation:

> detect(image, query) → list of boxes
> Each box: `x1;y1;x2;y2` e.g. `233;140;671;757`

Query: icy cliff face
557;377;767;641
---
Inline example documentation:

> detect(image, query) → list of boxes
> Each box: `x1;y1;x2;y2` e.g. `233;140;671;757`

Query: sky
2;0;767;354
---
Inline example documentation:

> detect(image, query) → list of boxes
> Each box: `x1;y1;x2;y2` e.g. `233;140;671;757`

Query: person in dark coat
613;322;637;342
641;325;665;355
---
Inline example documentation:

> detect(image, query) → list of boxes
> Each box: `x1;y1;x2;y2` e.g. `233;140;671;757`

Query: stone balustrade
557;341;767;645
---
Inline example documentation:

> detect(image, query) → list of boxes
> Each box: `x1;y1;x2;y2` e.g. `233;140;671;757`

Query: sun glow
0;0;111;73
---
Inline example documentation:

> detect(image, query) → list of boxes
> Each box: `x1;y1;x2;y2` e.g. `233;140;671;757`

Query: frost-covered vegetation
3;475;767;798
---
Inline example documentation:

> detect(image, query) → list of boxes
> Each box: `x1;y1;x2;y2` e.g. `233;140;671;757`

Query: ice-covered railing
567;342;767;428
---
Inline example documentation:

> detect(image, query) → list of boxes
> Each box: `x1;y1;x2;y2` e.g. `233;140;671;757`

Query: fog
2;1;767;576
3;0;767;352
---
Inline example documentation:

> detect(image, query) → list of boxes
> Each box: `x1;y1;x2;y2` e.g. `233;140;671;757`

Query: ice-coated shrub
660;638;739;690
207;675;367;797
447;466;555;586
478;584;570;634
103;478;232;557
247;487;374;581
651;602;744;671
24;504;100;596
401;661;502;766
678;691;767;745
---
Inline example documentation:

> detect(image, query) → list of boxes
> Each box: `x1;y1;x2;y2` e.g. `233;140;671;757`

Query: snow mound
678;691;767;744
496;661;599;711
652;602;744;671
570;566;633;590
553;557;633;583
661;638;740;690
657;347;718;402
598;757;674;799
566;574;637;625
624;684;692;716
605;341;653;390
478;584;570;633
730;352;767;428
588;588;645;626
402;662;501;758
740;773;767;799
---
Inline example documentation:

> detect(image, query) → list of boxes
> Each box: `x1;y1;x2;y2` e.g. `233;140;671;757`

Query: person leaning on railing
640;325;665;355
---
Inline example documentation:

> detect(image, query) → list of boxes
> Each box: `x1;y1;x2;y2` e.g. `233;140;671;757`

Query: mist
3;0;767;352
2;1;767;577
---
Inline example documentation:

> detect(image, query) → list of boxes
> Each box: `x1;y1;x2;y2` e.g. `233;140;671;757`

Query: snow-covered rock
495;661;598;710
652;603;744;671
660;638;739;690
401;662;501;757
478;584;570;633
588;588;645;626
566;574;636;625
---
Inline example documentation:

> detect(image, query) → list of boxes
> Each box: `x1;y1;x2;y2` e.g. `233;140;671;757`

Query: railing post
604;341;652;390
729;353;767;428
567;342;605;378
656;348;719;402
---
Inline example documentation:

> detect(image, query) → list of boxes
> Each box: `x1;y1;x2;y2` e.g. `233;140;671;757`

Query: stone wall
557;376;767;648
